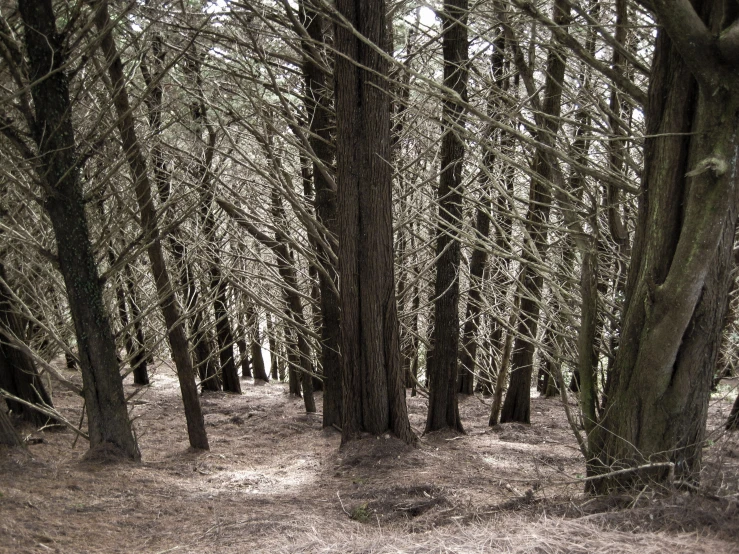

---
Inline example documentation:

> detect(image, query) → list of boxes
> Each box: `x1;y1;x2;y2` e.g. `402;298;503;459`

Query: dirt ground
1;362;738;553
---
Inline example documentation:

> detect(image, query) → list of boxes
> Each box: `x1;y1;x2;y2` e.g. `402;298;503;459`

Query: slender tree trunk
245;302;269;382
266;312;280;380
17;0;139;459
728;394;739;430
183;46;241;394
500;0;570;424
298;0;341;427
123;265;150;385
335;0;415;445
140;38;220;392
94;2;208;450
425;0;469;434
459;34;508;395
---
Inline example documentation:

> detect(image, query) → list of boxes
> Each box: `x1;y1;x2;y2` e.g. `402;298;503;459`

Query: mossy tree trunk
588;0;739;490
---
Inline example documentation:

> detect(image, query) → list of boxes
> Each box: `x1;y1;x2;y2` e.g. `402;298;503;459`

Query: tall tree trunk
500;0;570;424
335;0;415;445
183;45;241;394
298;0;341;428
17;0;139;459
217;199;315;412
459;33;508;395
139;38;220;392
108;251;149;386
425;0;469;434
94;2;208;450
123;264;150;385
266;312;280;380
589;0;739;490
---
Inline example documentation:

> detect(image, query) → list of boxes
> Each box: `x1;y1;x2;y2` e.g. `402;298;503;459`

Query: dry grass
0;360;737;553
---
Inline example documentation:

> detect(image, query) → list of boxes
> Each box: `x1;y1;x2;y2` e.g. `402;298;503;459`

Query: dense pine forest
1;0;738;552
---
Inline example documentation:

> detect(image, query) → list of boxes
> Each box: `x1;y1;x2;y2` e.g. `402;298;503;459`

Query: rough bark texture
425;0;468;434
299;0;341;428
589;0;739;490
335;0;415;445
18;0;139;459
500;0;570;424
95;2;208;450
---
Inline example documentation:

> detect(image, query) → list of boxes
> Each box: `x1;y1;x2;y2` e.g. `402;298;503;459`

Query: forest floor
1;361;738;554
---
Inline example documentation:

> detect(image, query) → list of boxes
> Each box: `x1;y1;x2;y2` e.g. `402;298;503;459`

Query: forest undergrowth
1;360;738;553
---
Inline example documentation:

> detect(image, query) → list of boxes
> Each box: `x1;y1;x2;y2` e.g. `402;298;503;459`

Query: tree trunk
589;0;739;490
245;302;269;382
183;45;241;394
298;0;341;429
727;394;739;431
266;312;280;380
500;0;570;424
123;264;150;385
140;37;220;393
18;0;138;459
95;2;208;450
425;0;469;434
0;262;54;425
335;0;415;445
459;33;508;396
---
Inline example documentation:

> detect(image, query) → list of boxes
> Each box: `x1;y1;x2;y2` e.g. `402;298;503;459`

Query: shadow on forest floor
1;360;738;553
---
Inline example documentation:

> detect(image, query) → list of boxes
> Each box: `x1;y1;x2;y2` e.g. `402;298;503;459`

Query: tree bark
335;0;415;445
500;0;570;424
0;262;55;425
425;0;469;434
297;0;341;428
17;0;139;459
589;0;739;490
94;1;208;450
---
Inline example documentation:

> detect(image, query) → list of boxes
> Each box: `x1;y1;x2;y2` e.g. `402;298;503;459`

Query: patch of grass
350;503;371;523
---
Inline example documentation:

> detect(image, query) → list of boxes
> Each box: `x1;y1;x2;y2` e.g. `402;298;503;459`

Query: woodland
1;0;739;552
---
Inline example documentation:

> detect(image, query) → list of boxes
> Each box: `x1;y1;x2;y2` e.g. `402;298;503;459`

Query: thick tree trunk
95;3;208;450
335;0;415;445
425;0;469;434
18;0;138;459
589;1;739;489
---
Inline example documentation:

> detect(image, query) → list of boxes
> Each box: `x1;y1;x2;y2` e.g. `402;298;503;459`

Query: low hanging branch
0;388;89;441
